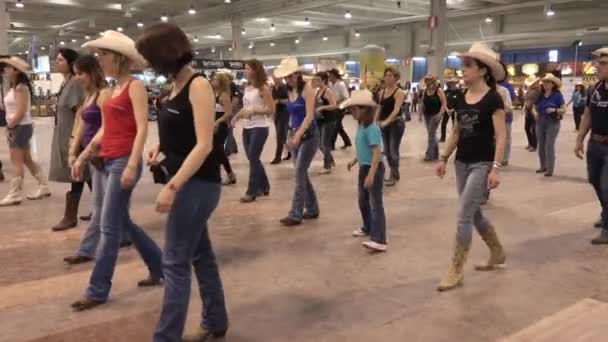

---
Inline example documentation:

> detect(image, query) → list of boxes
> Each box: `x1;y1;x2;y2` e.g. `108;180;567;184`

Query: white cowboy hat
524;76;539;87
82;30;147;69
592;47;608;62
453;42;505;82
274;57;303;78
341;89;377;109
0;56;30;73
541;73;562;89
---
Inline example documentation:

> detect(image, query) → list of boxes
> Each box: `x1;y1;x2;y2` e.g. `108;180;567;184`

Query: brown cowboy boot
52;191;80;231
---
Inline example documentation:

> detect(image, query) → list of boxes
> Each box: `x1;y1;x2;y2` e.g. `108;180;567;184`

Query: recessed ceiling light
215;33;221;39
355;30;360;37
241;28;246;35
117;27;123;32
16;0;24;8
323;36;328;41
161;14;168;22
71;39;77;43
546;8;555;16
41;46;46;50
85;35;91;39
270;42;275;46
211;46;216;53
137;22;144;28
60;41;65;45
225;0;231;3
485;16;493;23
193;36;199;42
248;43;254;49
294;39;300;44
228;47;233;51
270;23;275;31
345;11;352;19
195;51;199;55
188;5;196;15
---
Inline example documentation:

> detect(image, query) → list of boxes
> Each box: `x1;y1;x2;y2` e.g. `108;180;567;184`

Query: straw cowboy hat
274;57;303;78
0;56;30;73
524;76;540;87
453;42;505;82
445;77;459;84
592;47;608;62
541;73;562;89
82;30;147;69
341;89;378;109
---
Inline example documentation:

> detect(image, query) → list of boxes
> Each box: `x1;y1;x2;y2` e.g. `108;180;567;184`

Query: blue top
572;91;585;108
356;123;383;166
287;94;316;129
536;91;565;118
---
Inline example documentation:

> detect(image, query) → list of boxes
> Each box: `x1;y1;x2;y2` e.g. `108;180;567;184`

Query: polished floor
1;112;607;342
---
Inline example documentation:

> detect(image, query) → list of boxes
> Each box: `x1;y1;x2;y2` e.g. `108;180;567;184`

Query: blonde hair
214;72;231;95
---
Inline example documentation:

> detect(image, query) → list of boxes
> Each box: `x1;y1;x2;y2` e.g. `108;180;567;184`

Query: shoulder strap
390;88;399;98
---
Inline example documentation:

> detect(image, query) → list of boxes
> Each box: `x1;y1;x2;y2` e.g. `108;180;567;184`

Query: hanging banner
191;59;245;70
359;45;386;89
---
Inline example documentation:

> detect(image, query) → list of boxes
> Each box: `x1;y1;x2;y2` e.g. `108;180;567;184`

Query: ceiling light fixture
323;36;328;41
85;35;91;40
294;39;300;44
241;28;246;35
137;21;144;28
188;5;196;15
161;13;168;22
211;46;216;53
270;23;275;31
355;30;360;37
345;11;352;19
304;17;310;25
60;41;65;45
270;42;275;46
195;51;199;55
71;38;77;43
225;0;231;3
485;16;493;23
228;47;233;51
248;43;254;49
193;36;199;42
16;0;24;8
41;46;46;50
546;8;555;16
215;33;221;39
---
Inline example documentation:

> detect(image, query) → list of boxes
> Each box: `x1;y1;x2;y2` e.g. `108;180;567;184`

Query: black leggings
71;180;92;194
215;123;233;174
524;109;537;149
573;106;584;131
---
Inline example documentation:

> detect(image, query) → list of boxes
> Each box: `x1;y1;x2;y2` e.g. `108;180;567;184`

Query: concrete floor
1;112;607;342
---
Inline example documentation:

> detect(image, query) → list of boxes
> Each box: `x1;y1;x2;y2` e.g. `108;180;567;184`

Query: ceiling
4;0;604;55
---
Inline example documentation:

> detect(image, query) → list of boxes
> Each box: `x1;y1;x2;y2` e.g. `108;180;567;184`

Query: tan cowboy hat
446;77;459;84
592;47;608;62
341;89;377;109
0;56;30;73
274;57;303;78
541;73;562;89
453;42;505;82
524;76;540;87
82;30;147;69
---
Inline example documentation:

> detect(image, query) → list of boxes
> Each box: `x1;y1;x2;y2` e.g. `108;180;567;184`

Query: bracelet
493;161;502;169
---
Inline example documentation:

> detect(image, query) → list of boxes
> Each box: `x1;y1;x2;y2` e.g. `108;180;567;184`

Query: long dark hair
315;71;329;85
473;58;497;90
357;106;376;127
9;68;33;95
286;72;306;94
74;54;107;94
136;23;193;76
245;59;267;89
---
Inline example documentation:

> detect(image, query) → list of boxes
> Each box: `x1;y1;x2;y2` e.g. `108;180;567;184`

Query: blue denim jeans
454;161;493;244
76;165;130;258
503;121;512;163
85;157;163;302
243;127;270;197
319;122;336;169
153;179;227;341
381;118;405;179
358;163;387;244
424;114;440;161
536;116;561;173
587;140;608;230
288;129;319;221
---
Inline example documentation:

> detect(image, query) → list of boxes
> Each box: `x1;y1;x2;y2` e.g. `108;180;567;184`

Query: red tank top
100;80;137;158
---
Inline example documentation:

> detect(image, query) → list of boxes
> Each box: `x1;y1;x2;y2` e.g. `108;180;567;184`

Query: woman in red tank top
70;30;163;311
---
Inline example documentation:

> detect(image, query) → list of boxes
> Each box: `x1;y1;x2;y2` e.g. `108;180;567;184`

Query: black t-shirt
158;74;221;183
273;84;289;115
588;81;608;136
455;89;504;163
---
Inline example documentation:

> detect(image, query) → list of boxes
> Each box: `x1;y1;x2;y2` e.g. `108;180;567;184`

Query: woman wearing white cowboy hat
575;46;608;244
344;90;388;252
533;73;566;177
275;57;321;226
435;42;507;291
70;30;163;311
0;56;51;206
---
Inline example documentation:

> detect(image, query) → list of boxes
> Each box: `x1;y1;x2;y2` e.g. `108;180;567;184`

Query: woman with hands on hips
434;43;507;292
137;24;230;341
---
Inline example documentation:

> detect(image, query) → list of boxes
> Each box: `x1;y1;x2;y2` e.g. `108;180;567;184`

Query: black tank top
158;73;221;183
379;88;400;120
423;89;441;116
316;87;337;123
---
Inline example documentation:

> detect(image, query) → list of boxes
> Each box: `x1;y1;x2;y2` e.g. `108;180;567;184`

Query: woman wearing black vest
313;71;338;174
421;74;447;162
377;66;405;186
137;24;228;342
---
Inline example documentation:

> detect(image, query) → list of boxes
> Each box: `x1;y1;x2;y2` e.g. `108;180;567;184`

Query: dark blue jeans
358;163;386;244
424;114;440;161
153;179;227;341
381;118;405;179
85;157;163;302
587;140;608;230
289;129;319;221
242;127;270;197
319;121;336;169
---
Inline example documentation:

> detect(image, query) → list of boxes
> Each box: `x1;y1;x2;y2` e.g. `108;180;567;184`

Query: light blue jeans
76;165;130;258
319;122;336;169
153;179;227;341
288;129;319;221
455;161;493;244
536;116;561;173
85;156;163;302
503;121;512;163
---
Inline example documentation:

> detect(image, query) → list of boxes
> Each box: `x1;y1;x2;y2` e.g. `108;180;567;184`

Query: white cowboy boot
27;169;51;200
0;177;24;206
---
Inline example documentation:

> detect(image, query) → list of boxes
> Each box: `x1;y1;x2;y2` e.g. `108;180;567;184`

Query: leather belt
592;134;608;143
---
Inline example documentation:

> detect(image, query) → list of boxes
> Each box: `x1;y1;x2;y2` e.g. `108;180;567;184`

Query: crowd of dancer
1;22;608;341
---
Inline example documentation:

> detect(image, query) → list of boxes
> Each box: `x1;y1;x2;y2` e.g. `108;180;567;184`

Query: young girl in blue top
344;90;387;252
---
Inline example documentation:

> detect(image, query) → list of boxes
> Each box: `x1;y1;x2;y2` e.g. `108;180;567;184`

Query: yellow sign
359;45;386;89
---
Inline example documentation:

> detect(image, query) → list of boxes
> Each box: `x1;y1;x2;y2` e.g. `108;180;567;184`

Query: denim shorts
7;124;33;149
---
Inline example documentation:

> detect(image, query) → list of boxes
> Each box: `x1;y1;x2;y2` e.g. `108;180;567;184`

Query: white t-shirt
330;80;350;105
497;85;513;113
242;86;269;129
4;87;32;126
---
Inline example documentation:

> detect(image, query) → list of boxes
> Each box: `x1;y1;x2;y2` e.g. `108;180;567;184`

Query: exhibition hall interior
1;0;608;341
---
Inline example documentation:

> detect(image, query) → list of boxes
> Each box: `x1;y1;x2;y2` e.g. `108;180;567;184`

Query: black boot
591;229;608;245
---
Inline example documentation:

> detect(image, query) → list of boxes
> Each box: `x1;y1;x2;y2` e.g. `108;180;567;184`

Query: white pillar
231;17;243;60
427;0;447;82
0;0;9;55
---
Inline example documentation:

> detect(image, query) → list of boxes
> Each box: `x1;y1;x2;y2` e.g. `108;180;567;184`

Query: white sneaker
362;241;387;252
352;228;367;237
